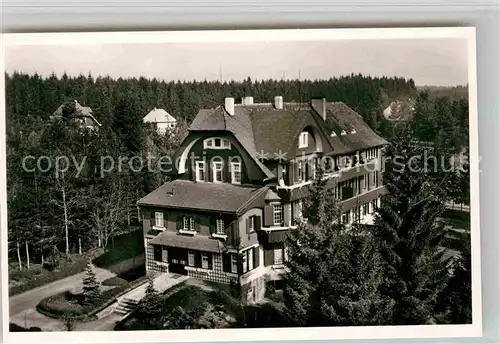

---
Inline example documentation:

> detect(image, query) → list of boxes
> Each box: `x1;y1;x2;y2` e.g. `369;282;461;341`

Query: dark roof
150;231;225;253
323;102;388;154
52;100;102;127
137;180;268;214
189;101;387;158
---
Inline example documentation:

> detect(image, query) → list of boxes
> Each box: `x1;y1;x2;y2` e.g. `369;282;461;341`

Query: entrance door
169;262;187;275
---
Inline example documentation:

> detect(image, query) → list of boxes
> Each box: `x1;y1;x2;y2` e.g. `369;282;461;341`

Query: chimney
224;97;235;116
311;98;327;121
242;96;254;105
274;96;283;110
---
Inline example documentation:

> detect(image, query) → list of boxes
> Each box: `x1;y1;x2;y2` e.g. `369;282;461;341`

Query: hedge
9;257;88;296
102;276;129;287
36;275;149;321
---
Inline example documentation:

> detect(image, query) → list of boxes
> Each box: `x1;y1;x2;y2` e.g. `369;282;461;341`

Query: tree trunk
17;241;22;271
25;240;30;269
78;237;82;255
62;186;70;257
97;230;102;248
41;252;45;266
127;205;131;226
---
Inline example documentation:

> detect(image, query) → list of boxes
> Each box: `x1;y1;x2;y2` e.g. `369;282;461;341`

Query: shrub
102;276;128;287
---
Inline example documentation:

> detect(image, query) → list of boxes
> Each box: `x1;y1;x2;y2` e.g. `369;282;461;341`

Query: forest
5;72;469;276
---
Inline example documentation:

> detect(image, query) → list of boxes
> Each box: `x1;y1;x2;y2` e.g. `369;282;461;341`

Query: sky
4;38;469;86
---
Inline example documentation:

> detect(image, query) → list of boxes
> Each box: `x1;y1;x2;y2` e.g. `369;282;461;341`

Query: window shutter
222;253;231;272
253;247;259;268
224;161;230;183
176;216;183;230
208;253;213;270
255;216;262;231
150;210;155;228
237;254;244;275
191;159;196;182
288;162;295;185
209;217;215;234
246;218;251;234
207;163;213;182
264;205;273;227
194;217;201;231
195;252;202;268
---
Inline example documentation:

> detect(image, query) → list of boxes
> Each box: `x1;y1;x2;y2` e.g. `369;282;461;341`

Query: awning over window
149;231;225;253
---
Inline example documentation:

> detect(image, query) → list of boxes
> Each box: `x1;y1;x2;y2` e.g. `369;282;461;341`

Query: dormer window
230;157;242;184
341;130;347;136
350;128;357;134
212;157;223;183
330;131;337;137
195;161;206;182
298;132;308;148
204;137;231;150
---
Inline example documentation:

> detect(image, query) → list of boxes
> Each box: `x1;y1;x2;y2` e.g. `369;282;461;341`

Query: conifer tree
82;259;101;305
373;124;452;325
283;167;391;326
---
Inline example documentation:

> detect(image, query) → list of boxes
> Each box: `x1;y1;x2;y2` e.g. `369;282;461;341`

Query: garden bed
36;271;148;321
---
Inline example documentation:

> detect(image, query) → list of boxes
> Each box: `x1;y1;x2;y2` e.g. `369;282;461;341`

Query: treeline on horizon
5;71;419;132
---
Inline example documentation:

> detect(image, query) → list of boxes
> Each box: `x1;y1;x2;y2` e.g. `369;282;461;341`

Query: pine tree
373;125;452;325
436;231;472;324
82;259;101;305
136;275;164;328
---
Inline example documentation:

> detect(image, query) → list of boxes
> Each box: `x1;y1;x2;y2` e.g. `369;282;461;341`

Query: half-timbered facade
137;95;388;304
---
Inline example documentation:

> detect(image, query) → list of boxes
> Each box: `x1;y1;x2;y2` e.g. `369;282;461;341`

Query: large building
137;96;388;304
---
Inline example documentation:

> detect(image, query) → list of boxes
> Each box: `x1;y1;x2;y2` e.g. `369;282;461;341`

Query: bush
9;323;42;332
102;276;128;286
37;292;92;319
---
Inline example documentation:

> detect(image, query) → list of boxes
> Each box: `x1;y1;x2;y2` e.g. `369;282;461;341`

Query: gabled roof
189;100;387;158
137;179;269;215
143;108;177;123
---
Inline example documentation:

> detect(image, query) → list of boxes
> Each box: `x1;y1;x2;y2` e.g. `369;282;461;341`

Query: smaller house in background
50;100;102;130
383;99;416;121
143;108;177;134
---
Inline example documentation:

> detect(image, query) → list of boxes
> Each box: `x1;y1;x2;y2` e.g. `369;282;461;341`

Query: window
230;158;242;184
354;207;361;223
297;161;303;181
183;216;195;231
248;216;254;232
371;200;378;212
188;250;195;266
202;253;209;269
273;204;283;226
241;248;256;273
231;254;238;273
195;161;206;182
204;137;231;149
298;131;308;148
341;211;350;224
155;212;164;228
212;157;223;183
248;249;254;271
242;251;248;273
363;203;370;215
274;247;284;265
216;218;225;235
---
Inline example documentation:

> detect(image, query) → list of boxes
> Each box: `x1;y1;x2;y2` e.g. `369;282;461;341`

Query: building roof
189;101;387;157
143;108;177;123
137;179;269;214
149;231;225;253
51;100;102;127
